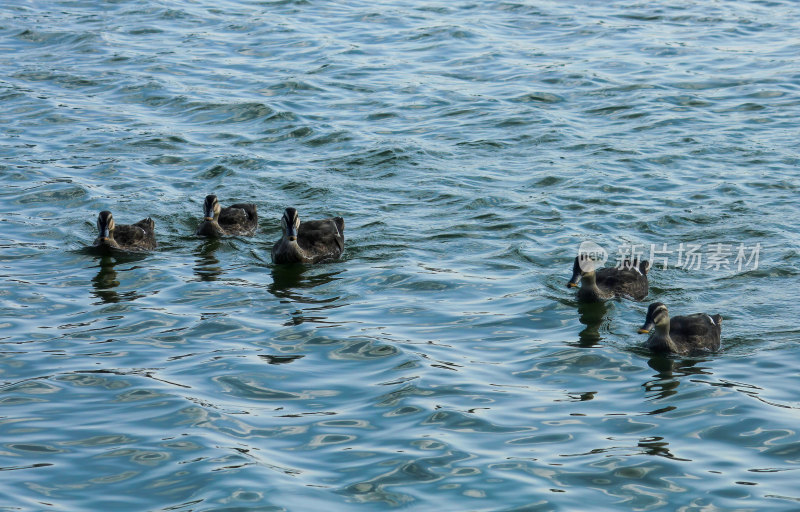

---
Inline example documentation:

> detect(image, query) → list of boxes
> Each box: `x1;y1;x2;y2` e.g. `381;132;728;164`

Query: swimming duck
567;255;649;301
93;210;157;251
196;194;258;237
271;207;344;264
638;302;722;354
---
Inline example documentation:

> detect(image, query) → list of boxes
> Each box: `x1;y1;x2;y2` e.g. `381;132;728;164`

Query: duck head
639;302;669;334
97;210;115;241
281;207;300;242
203;194;221;221
567;255;596;288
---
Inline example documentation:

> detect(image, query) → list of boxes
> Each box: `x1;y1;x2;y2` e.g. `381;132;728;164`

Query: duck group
565;251;723;355
91;195;722;355
92;195;345;264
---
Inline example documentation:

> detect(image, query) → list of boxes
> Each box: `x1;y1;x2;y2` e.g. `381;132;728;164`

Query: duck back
594;260;649;300
218;203;258;236
298;217;345;263
669;313;722;352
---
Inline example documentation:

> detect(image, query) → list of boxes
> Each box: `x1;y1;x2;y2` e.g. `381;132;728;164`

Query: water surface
1;1;800;510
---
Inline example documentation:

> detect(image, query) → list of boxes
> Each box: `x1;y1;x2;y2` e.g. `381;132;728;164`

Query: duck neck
96;232;120;249
197;219;225;237
650;323;679;353
277;238;310;263
578;272;605;301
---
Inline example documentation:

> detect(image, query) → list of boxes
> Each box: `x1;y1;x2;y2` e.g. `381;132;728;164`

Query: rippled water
2;0;800;510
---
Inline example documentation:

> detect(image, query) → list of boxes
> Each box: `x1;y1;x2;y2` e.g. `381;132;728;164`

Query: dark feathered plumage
271;207;344;264
567;255;649;302
638;302;722;354
93;211;156;251
196;194;258;237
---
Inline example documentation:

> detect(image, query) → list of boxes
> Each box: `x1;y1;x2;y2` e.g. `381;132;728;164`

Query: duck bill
100;227;110;240
638;321;654;334
567;271;581;288
203;216;214;221
287;226;297;242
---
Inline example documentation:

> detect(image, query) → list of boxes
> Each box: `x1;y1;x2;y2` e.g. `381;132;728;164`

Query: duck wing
670;313;722;351
596;265;648;300
116;218;157;250
219;203;258;235
298;217;345;262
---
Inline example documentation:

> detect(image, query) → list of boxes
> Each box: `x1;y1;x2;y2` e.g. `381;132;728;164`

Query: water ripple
1;0;799;510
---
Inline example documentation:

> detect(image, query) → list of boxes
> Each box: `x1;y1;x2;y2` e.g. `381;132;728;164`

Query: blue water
2;1;800;510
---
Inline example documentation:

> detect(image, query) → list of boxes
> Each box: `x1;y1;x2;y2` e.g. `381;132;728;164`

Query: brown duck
567;255;649;302
271;207;344;264
638;302;722;354
93;211;156;251
196;194;258;237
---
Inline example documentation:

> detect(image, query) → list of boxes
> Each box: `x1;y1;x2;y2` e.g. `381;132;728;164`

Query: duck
638;302;722;354
271;207;344;264
93;210;157;251
567;255;649;302
196;194;258;237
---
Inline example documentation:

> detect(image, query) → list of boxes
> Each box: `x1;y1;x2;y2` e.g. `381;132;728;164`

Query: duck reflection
91;256;120;303
269;264;344;326
643;355;713;402
258;354;304;365
575;301;609;347
637;435;690;461
268;264;342;300
193;238;223;281
90;254;146;304
557;390;598;402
